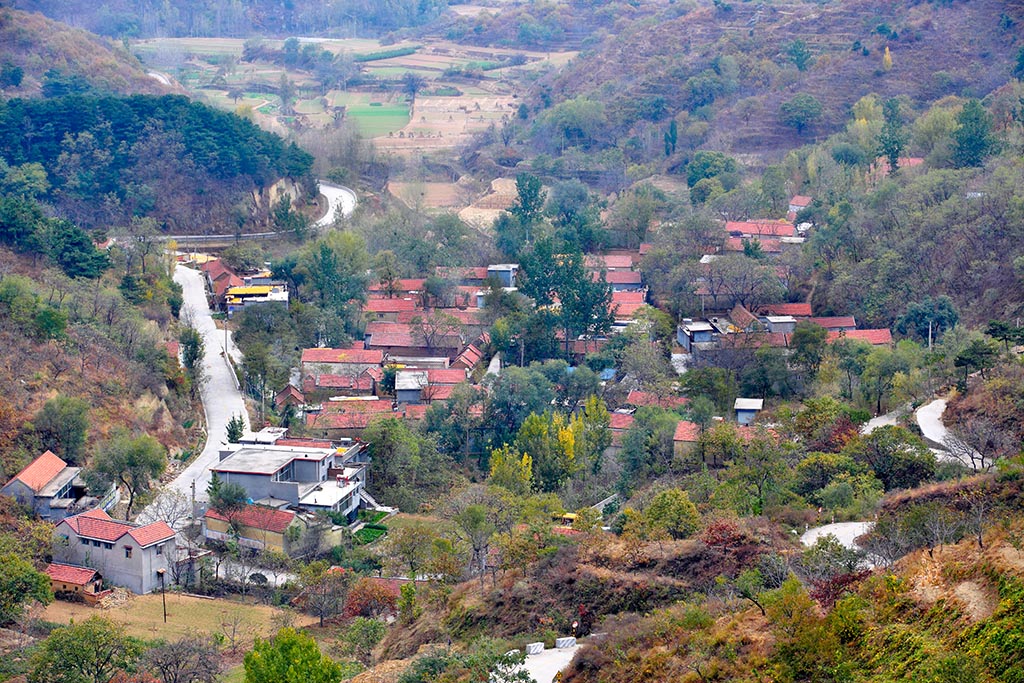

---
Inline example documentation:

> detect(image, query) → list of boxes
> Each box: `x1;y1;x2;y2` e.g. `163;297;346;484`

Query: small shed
765;315;797;335
734;398;764;425
45;563;103;601
395;370;429;404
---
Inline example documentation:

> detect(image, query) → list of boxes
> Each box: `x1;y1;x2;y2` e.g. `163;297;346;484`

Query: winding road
139;181;355;525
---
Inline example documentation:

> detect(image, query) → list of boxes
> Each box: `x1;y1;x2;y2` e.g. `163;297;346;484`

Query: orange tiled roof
827;329;893;345
674;420;700;442
302;347;384;365
206;505;295;534
11;450;66;493
45;563;98;585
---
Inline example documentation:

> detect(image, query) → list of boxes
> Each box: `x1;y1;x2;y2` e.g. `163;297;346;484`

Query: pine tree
226;414;245;443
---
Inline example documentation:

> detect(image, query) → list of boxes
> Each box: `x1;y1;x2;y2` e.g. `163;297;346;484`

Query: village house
200;259;243;310
211;441;368;522
203;504;305;554
1;450;92;522
734;398;764;425
44;562;106;603
225;282;289;318
52;509;175;595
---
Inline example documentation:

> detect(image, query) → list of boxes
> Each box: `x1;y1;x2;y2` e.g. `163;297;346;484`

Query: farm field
40;592;313;642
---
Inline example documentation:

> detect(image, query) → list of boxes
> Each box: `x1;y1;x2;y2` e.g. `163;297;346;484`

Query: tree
244;628;342;683
779;94;823;134
300;563;351;627
877;97;906;175
482;366;554;448
509;172;546;248
488;445;533;496
210;483;249;516
786;39;813;72
842;425;935;491
895;296;958;345
373;250;402;298
0;553;51;626
454;504;496;582
86;430;166;519
735;569;767;615
142;637;221;683
790;321;828;377
401;72;426;102
515;412;577;493
383;524;435;578
954;338;998;384
644;489;700;540
686;151;739;188
0;62;23;89
342;618;386;665
34;395;89;464
952;99;996;168
29;617;144;683
226;414;246;443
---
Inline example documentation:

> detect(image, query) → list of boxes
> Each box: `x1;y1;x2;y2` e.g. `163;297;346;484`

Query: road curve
915;398;948;444
138;266;249;524
316;181;357;228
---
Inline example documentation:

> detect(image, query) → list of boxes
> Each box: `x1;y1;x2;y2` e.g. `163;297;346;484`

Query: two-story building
53;509;176;595
211;442;367;522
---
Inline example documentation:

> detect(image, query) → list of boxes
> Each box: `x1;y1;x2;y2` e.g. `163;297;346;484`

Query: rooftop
301;347;384;365
297;475;362;510
9;450;67;493
214;444;337;475
206;504;296;533
61;509;175;547
45;563;99;586
734;398;765;411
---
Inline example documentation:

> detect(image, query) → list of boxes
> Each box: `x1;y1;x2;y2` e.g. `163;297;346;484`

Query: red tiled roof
302;347;384;365
368;279;426;293
214;275;244;298
724;220;796;238
789;195;812;207
731;305;758;330
321;400;394;414
396;308;483;326
128;521;175;547
427;368;469;384
609;413;635;431
811;316;856;330
11;450;66;493
368;331;421;348
206;505;296;534
275;385;304;408
403;404;429;420
309;412;376;430
627;391;689;409
276;438;334;448
612;301;646;319
364;298;419;314
45;563;98;586
762;303;812;317
827;329;893;345
62;509;174;547
612;291;645;304
308;373;376;391
674;420;700;442
454;343;484;368
585;254;633;270
725;237;783;253
599;271;643;285
200;259;232;281
422;384;457;401
639;243;652;255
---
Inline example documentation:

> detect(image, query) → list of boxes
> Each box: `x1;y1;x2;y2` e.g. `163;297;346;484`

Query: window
103;542;113;550
124;546;133;559
155;544;163;556
92;540;101;548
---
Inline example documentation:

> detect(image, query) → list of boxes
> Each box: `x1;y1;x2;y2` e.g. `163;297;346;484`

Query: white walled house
53;509;176;595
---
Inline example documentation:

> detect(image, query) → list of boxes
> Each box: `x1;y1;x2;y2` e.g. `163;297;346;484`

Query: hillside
532;0;1021;163
0;8;174;97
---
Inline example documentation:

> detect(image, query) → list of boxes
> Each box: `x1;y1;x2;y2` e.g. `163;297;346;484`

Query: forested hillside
0;8;171;97
0;94;313;233
10;0;448;38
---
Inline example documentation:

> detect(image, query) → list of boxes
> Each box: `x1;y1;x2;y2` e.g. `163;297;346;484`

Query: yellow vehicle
552;512;577;527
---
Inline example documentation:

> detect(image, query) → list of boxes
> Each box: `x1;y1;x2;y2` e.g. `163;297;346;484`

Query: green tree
454;503;496;581
373;250;402;298
34;395;89;464
227;414;246;443
488;445;533;495
954;338;999;384
952;99;996;168
180;326;204;374
790;321;829;377
780;94;823;134
877;97;907;175
644;488;700;539
895;296;959;344
364;417;451;512
0;553;51;626
843;425;935;491
515;412;577;493
86;430;167;518
29;617;144;683
482;366;554;448
343;617;386;665
686;151;739;188
509;172;546;248
759;165;788;216
786;39;813;71
244;627;342;683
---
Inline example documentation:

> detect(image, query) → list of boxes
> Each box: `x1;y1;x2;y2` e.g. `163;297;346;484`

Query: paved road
861;407;902;434
800;521;873;550
316;182;357;229
916;398;948;443
139;267;249;523
519;645;580;683
140;181;357;526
